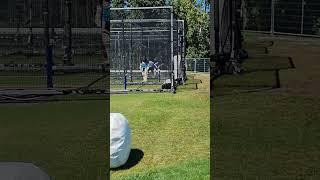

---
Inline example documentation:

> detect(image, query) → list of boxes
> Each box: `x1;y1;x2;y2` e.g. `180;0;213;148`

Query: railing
186;58;210;73
243;0;320;38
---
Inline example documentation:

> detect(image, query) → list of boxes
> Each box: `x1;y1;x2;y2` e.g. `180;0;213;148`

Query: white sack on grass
110;113;131;168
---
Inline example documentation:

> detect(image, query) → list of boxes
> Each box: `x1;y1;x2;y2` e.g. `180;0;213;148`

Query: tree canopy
173;0;209;58
111;0;210;58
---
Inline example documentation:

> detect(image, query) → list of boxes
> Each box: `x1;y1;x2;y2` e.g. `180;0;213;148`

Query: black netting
304;0;320;35
243;0;271;32
110;7;185;91
0;0;109;94
274;1;302;34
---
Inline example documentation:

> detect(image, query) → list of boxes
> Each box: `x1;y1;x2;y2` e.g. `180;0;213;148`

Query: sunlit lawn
110;73;210;179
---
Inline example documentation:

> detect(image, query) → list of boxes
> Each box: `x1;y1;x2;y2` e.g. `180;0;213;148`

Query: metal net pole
170;6;174;92
43;0;53;88
63;0;72;65
130;23;133;82
271;0;275;34
301;0;305;34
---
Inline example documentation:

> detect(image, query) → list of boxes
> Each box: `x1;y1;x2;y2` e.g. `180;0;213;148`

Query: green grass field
2;32;318;179
110;73;210;179
213;33;320;179
0;71;209;180
0;54;110;179
0;100;108;180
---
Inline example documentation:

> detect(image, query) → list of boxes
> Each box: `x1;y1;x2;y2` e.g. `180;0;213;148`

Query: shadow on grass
214;56;296;97
111;149;144;171
214;86;276;97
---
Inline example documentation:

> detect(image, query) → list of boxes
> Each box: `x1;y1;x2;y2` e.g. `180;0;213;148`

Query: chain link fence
243;0;320;37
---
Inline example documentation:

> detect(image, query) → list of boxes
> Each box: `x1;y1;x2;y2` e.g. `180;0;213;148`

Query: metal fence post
204;59;206;72
194;59;197;73
301;0;306;34
271;0;275;35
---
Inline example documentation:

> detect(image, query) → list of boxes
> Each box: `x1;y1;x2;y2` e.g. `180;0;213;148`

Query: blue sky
113;0;210;12
196;0;210;12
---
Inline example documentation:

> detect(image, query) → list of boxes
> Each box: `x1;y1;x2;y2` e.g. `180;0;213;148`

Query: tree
111;0;127;8
312;17;320;35
111;0;210;58
111;0;167;8
173;0;210;58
